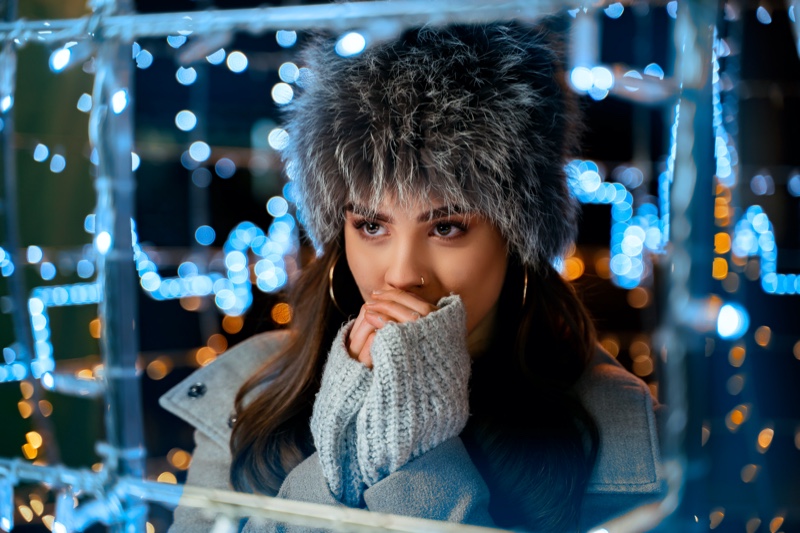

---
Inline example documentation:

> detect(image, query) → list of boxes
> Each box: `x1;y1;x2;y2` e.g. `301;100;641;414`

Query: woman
160;20;665;532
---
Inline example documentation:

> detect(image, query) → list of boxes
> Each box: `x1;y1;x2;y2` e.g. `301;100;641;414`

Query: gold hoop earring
329;260;344;315
522;267;528;308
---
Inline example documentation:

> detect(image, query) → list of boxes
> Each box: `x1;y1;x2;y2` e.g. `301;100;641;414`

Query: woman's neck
467;303;498;359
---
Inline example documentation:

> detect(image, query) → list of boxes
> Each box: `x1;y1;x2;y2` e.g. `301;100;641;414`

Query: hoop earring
329;260;344;315
522;267;528;308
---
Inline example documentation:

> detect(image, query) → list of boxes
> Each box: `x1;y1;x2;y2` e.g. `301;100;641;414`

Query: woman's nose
383;241;426;291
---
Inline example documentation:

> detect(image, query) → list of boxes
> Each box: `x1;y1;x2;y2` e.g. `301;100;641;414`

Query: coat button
187;383;207;398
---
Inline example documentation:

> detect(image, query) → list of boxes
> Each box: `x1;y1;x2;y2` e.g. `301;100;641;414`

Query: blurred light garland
567;159;663;289
0;0;565;43
0;209;297;387
710;30;795;296
0;3;796;532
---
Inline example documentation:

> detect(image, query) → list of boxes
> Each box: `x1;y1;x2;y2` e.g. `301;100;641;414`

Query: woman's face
344;195;508;334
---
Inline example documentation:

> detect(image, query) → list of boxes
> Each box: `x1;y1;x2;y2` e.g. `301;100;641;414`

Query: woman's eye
435;224;453;236
363;222;382;235
433;223;464;238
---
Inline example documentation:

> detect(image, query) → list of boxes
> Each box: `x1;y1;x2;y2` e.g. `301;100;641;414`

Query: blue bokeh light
176;66;197;85
604;2;624;18
206;49;226;65
215;158;236;179
27;246;43;264
267;196;289;217
76;259;94;279
335;32;366;57
276;30;298;48
189;141;211;162
279;62;300;83
136;50;154;69
195;225;216;246
788;174;800;197
717;303;750;340
226;51;248;73
175;110;197;131
40;262;56;281
33;143;49;162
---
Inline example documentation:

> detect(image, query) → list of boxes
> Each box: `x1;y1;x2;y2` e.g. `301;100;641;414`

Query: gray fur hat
282;20;581;270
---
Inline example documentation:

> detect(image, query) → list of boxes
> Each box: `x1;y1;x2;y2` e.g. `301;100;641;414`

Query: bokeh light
175;110;197;131
279;62;300;83
111;89;128;114
167;35;187;48
195;225;215;246
226;51;248;73
222;315;244;334
271;303;293;325
135;50;153;69
757;427;774;452
215;158;236;178
189;141;211;162
729;345;746;368
268;128;289;151
754;325;771;347
335;32;366;57
604;2;624;18
176;66;197;85
192;168;212;188
206;49;226;65
276;30;297;48
756;6;772;24
77;93;92;112
49;155;66;173
271;83;294;105
33;143;49;162
267;196;289;217
717;303;749;340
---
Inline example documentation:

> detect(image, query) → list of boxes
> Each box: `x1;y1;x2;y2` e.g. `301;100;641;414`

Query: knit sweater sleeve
356;295;471;487
310;295;472;506
309;320;373;507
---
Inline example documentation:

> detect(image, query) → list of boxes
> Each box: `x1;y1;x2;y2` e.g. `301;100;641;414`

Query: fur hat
282;20;581;270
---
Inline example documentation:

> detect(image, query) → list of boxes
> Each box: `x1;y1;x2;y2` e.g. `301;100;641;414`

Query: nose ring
420;276;425;287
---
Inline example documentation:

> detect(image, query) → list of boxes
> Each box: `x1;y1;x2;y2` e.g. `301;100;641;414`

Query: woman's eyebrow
345;204;465;223
345;204;392;223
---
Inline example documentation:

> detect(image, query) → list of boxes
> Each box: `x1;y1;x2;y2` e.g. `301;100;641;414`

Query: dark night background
0;1;798;532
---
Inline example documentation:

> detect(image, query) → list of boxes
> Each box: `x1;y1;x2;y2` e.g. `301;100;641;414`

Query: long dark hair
230;242;598;531
461;256;599;531
229;243;339;495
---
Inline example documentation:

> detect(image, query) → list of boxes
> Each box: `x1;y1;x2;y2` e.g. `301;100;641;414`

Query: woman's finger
357;332;375;369
370;289;438;319
363;310;391;330
347;307;373;358
365;298;436;323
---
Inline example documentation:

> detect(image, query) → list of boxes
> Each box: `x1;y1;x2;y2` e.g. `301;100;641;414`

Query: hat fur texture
283;21;581;269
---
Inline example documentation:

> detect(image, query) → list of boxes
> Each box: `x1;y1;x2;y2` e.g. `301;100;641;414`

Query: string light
568;159;662;289
0;5;795;532
2;211;297;385
732;205;798;294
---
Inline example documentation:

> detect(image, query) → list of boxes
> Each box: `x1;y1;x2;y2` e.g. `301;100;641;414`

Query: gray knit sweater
310;295;471;507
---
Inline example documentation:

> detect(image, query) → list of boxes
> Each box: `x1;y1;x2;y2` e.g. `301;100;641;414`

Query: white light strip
0;457;510;533
0;0;564;43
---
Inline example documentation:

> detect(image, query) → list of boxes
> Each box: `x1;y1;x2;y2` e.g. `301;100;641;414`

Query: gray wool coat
159;331;666;532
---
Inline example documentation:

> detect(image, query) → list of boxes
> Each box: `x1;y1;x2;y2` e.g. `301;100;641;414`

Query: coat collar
160;331;663;495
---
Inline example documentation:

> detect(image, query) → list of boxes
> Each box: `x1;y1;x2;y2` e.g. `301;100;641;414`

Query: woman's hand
346;289;439;368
